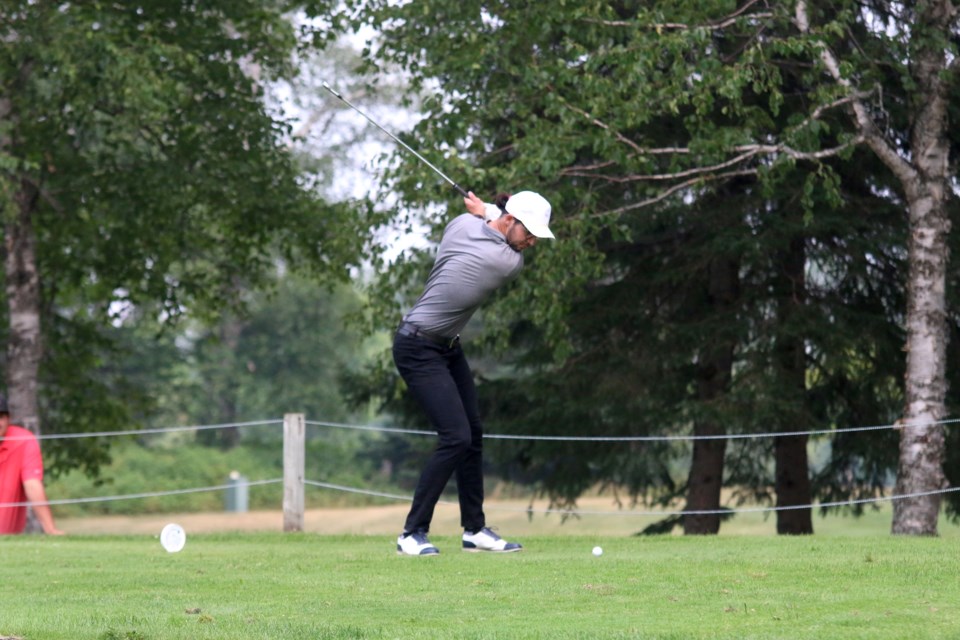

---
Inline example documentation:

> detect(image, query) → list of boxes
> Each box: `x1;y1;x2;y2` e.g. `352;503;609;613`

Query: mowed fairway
1;532;958;640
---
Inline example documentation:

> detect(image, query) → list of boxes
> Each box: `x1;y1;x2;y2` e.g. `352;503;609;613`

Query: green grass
1;533;958;639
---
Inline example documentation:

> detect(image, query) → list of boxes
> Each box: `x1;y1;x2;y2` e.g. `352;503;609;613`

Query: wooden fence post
283;413;305;532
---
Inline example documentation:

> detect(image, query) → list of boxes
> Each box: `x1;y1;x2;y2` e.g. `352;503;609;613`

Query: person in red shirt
0;395;64;535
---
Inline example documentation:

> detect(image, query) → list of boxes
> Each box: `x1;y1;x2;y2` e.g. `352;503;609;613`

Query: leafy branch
582;0;774;31
793;0;915;185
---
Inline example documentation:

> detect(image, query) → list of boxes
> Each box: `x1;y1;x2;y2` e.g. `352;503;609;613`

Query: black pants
393;331;485;534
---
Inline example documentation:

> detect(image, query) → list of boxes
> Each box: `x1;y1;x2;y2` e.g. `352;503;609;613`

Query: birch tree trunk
892;190;949;535
2;81;43;433
889;0;953;536
891;139;950;534
795;0;953;535
5;180;42;433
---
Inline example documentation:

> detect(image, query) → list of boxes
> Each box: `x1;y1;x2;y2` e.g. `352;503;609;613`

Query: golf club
321;82;470;198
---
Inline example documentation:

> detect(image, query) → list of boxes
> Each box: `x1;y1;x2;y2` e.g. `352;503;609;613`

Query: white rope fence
7;478;959;518
2;419;282;442
0;479;283;508
304;480;960;517
305;417;960;442
8;415;957;443
1;415;956;522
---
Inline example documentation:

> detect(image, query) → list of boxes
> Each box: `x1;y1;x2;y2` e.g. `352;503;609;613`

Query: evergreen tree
324;0;954;534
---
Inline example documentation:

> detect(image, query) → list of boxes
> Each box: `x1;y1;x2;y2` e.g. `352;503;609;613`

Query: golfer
394;189;554;556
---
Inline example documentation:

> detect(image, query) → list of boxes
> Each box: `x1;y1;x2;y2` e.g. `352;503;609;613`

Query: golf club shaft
322;82;469;198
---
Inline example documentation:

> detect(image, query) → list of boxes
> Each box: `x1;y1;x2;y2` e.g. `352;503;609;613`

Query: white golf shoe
462;527;522;553
396;530;439;556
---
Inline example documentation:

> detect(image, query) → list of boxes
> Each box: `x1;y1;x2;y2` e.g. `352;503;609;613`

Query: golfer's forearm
23;479;63;534
464;192;487;218
32;504;59;533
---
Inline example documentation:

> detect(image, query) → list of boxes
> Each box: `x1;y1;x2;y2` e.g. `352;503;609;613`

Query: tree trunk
774;235;812;534
5;177;45;533
794;0;953;535
890;0;952;536
684;257;738;535
5;180;42;432
775;433;812;533
892;189;949;535
684;416;727;535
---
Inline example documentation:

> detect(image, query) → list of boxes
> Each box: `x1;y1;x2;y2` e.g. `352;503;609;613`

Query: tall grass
2;533;957;639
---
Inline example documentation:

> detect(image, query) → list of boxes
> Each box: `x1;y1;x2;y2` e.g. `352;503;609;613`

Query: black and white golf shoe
396;529;440;556
462;527;522;553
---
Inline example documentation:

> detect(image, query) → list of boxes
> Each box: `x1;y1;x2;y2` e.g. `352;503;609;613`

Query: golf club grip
452;184;470;198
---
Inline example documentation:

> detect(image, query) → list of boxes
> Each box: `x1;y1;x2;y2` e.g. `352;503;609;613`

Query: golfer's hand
464;191;486;217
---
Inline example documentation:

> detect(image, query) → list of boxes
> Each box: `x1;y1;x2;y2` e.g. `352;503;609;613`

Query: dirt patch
56;497;657;537
58;505;411;536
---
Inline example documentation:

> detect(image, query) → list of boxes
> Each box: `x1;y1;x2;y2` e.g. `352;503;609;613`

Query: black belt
396;321;460;348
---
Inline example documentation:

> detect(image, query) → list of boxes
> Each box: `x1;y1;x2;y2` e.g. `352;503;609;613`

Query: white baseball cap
505;191;554;239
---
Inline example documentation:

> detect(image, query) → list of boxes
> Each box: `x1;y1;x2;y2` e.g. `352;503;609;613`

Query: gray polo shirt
404;214;523;338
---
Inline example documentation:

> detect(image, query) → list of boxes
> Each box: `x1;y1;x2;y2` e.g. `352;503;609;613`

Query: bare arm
464;191;503;221
23;478;65;535
464;191;486;217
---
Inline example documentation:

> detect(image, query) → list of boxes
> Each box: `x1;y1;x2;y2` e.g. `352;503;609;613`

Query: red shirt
0;425;45;534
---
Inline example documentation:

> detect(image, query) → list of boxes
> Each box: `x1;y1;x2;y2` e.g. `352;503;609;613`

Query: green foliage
0;2;371;473
107;273;382;440
46;427;387;516
37;313;148;479
48;440;279;515
317;0;923;527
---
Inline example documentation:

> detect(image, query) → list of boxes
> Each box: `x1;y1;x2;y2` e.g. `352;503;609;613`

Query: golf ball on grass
592;546;603;557
160;523;186;553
